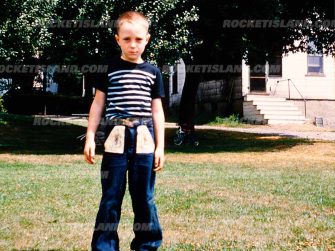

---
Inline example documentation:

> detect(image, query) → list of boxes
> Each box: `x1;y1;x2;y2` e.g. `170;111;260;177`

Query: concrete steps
244;95;286;102
243;95;306;124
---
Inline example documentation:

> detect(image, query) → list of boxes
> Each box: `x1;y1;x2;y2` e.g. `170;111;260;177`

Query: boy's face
115;21;150;63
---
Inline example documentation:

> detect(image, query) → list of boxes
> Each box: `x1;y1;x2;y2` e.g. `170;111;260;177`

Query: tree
1;0;198;98
0;0;56;93
2;0;334;121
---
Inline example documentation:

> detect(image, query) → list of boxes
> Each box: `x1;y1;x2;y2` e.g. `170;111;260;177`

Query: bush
209;114;243;127
0;96;6;113
0;97;7;125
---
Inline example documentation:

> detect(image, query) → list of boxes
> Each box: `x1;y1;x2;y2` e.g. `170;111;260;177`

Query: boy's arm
84;90;106;164
152;98;165;171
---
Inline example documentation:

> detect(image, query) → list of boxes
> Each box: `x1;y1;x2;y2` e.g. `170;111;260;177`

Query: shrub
0;96;6;113
209;114;242;127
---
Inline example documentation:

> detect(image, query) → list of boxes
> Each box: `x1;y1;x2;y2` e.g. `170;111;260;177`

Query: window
307;54;323;74
172;65;178;94
268;54;282;76
307;41;324;74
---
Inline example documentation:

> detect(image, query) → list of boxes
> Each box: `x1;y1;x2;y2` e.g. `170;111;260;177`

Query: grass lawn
0;114;335;250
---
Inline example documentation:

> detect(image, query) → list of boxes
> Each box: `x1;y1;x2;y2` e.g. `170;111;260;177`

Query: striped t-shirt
94;56;165;119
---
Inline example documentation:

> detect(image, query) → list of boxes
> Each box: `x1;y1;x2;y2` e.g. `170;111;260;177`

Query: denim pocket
104;125;125;154
136;125;155;154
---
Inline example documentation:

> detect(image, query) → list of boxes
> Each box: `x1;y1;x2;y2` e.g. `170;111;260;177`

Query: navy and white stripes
94;57;165;119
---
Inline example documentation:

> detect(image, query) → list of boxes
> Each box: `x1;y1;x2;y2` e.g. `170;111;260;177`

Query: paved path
166;123;335;141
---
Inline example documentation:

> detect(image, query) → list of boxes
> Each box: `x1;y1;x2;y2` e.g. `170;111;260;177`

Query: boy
84;11;164;251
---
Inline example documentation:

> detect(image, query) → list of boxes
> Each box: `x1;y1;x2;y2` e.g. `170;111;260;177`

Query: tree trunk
178;58;200;131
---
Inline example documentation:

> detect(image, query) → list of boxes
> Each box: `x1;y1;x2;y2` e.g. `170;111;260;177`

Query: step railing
270;79;307;117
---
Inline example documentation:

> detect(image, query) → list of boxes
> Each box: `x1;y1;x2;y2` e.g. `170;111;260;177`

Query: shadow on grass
165;127;313;153
13;250;87;251
0;113;86;154
0;113;313;155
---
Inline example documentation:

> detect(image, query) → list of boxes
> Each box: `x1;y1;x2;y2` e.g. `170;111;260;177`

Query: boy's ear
146;33;151;44
115;34;120;44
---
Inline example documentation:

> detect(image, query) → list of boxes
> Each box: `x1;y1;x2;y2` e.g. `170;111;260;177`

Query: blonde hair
116;11;149;34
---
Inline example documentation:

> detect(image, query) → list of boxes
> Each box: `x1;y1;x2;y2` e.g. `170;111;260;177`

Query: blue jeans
91;122;162;251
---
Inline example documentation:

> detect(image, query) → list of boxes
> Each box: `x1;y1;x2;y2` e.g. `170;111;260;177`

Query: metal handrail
270;78;307;117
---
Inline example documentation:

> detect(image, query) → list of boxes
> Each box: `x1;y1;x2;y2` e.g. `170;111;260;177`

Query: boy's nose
130;41;136;48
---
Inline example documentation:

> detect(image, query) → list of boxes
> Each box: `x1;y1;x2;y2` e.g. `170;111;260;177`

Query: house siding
268;52;335;100
169;59;185;108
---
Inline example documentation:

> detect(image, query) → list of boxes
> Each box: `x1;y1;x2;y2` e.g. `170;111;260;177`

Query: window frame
306;41;324;76
307;53;324;75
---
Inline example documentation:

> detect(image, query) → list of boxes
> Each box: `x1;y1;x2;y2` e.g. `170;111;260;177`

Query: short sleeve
92;58;109;93
93;72;108;93
151;69;165;99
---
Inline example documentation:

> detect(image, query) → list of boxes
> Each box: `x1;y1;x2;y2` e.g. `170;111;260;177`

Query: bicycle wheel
173;134;184;146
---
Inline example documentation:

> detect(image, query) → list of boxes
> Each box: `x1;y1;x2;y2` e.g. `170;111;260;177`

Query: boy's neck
120;55;144;64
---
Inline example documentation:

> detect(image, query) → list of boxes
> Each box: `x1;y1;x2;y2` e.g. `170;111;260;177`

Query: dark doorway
249;63;266;92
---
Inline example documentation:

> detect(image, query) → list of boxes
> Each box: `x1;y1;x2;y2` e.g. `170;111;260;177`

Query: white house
242;50;335;125
167;49;335;126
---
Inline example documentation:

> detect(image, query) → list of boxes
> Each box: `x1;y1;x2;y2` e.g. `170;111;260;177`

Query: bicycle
173;124;199;147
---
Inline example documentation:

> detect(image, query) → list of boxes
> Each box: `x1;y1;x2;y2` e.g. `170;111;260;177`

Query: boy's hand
84;139;96;164
153;148;164;172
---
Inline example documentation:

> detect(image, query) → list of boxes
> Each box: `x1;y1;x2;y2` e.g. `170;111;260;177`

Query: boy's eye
123;38;130;41
136;38;143;41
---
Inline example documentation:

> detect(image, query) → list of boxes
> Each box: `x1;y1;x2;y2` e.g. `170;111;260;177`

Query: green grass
166;112;249;128
1;114;335;250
